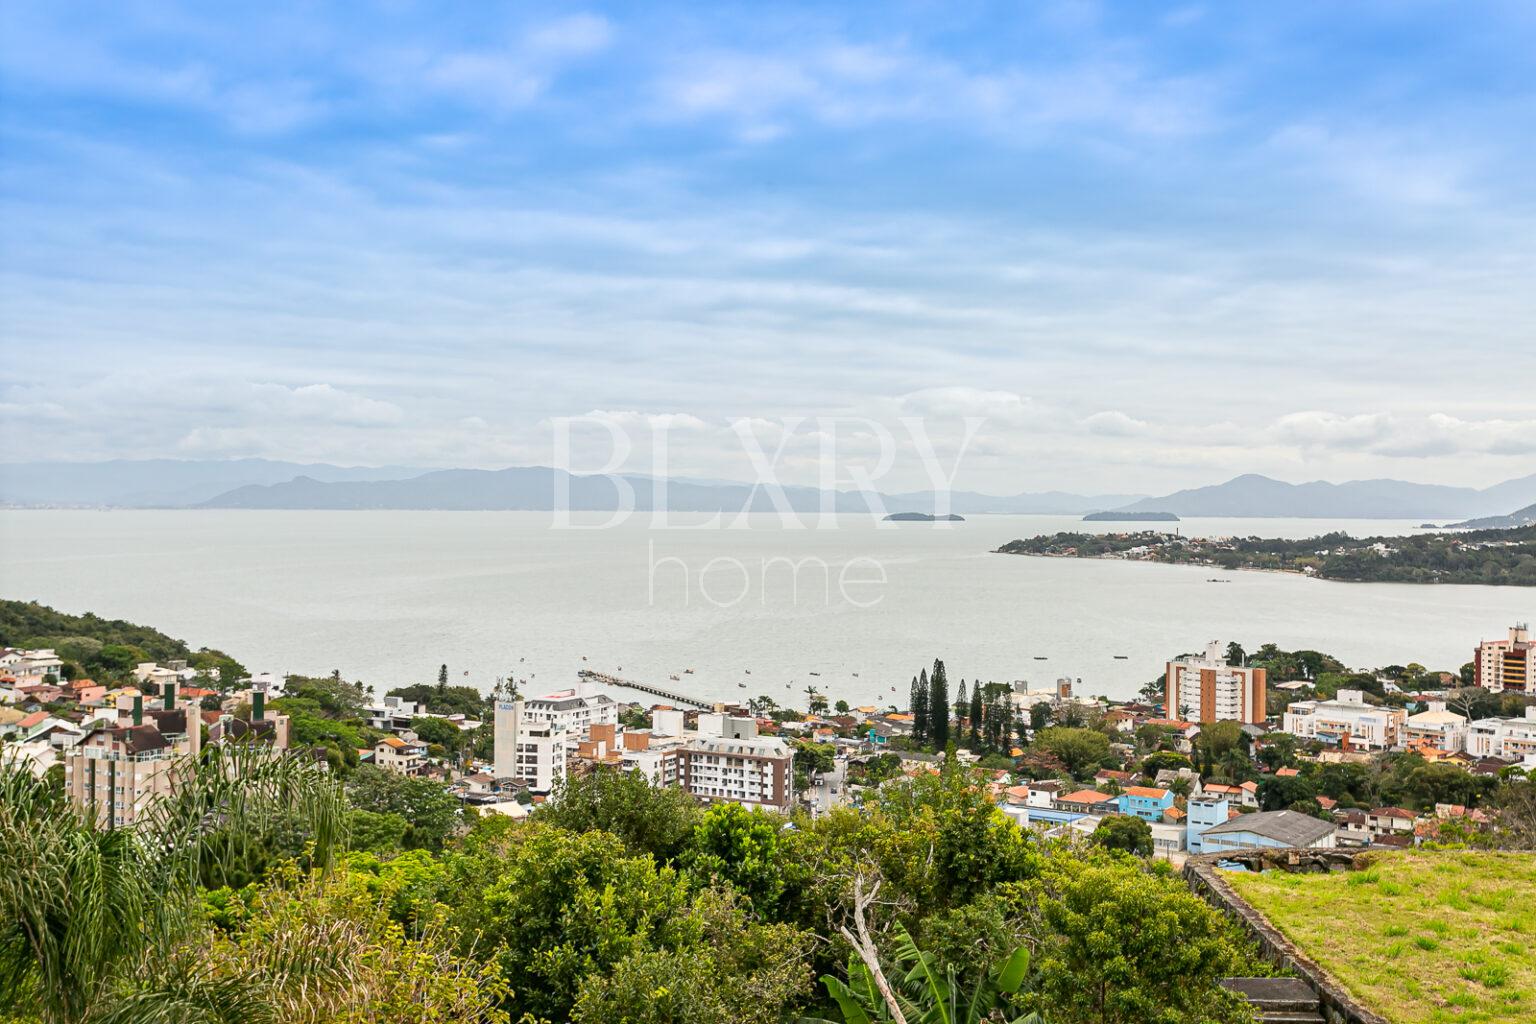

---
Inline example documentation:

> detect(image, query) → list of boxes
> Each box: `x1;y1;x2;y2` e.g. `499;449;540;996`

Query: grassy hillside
1229;851;1536;1023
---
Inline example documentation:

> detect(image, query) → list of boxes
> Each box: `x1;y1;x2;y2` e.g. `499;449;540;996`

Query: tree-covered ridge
997;525;1536;585
0;597;248;683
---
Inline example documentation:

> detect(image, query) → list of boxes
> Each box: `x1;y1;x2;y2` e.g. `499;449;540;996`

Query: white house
1403;702;1467;753
1282;689;1405;750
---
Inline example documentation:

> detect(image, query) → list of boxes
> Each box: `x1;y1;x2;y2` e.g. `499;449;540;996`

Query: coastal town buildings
1402;702;1468;753
1197;809;1337;854
493;699;569;793
64;685;201;828
1164;642;1266;725
1464;706;1536;760
1281;689;1406;750
1475;624;1534;693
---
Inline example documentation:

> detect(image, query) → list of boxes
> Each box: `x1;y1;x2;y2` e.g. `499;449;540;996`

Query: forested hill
997;525;1536;585
0;598;246;683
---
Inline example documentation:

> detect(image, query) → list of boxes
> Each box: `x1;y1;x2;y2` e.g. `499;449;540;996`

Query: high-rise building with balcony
1165;641;1267;724
1475;624;1534;694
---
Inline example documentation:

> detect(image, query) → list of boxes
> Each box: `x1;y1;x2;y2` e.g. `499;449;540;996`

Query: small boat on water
1113;655;1128;660
738;682;747;688
809;671;820;677
1033;656;1048;660
669;674;680;681
851;672;859;677
745;669;752;675
684;668;694;674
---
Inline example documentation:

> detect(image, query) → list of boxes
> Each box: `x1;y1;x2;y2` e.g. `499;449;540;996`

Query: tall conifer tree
912;669;930;745
929;660;950;750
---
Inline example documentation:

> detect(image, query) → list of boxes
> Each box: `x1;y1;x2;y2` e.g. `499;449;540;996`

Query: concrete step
1220;978;1321;1022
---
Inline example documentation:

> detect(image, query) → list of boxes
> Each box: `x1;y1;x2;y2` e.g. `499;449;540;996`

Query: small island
884;512;965;522
1082;510;1180;522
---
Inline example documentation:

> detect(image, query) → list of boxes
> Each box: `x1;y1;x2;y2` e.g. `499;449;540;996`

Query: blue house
1118;786;1175;822
1186;796;1231;854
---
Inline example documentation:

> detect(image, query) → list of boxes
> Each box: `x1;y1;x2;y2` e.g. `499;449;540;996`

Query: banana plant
810;925;1043;1024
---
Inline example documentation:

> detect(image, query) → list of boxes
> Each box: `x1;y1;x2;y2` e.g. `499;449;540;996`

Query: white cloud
1083;410;1147;436
247;384;404;427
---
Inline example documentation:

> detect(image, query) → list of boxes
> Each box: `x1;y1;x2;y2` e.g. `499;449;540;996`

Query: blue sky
2;1;1534;493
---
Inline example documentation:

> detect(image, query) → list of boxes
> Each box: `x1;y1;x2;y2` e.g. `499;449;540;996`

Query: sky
1;0;1534;495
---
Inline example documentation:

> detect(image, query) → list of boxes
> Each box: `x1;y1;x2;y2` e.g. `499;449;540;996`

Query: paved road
807;758;848;816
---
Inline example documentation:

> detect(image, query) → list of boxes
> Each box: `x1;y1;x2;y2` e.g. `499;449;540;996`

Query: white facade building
1403;702;1468;753
493;700;569;794
1282;689;1405;750
1465;706;1536;760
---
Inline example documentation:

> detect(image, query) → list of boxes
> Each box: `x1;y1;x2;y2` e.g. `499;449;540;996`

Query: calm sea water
0;511;1526;706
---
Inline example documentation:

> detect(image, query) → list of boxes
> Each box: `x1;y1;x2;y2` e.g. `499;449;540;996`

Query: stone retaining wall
1183;850;1391;1024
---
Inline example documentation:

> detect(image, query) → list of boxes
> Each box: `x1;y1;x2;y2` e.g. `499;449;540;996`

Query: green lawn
1228;851;1536;1024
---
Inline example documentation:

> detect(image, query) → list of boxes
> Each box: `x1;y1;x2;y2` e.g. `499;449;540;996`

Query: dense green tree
686;803;786;913
1139;750;1191;777
1033;727;1112;778
347;808;410;856
410;715;468;755
345;766;462;852
389;683;487;719
537;765;703;864
472;825;697;1023
572;888;813;1024
1257;774;1317;812
1092;815;1154;857
1026;862;1261;1024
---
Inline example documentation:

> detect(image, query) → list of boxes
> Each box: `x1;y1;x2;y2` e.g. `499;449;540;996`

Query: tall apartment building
1281;689;1406;750
65;685;200;828
1165;642;1267;724
1465;706;1536;760
1475;624;1534;694
493;699;569;794
675;717;794;811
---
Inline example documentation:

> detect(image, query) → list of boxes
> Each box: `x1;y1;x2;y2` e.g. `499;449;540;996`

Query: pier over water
577;669;713;709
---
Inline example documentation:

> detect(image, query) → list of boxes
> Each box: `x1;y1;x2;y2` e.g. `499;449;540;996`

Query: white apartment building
1403;702;1468;753
519;682;620;735
676;723;794;811
493;700;569;794
1165;642;1267;725
1476;624;1534;694
1465;706;1536;760
1282;689;1406;750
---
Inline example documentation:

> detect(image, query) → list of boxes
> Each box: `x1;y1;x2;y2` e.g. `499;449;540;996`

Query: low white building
1465;706;1536;760
1403;702;1468;753
0;648;64;681
1282;689;1405;750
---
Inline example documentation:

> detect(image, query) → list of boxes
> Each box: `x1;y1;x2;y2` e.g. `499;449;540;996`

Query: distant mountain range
0;459;421;508
1110;472;1536;519
4;459;1533;519
198;466;1140;514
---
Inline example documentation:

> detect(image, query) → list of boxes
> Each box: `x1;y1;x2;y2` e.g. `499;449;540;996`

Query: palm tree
0;742;345;1024
814;925;1041;1024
